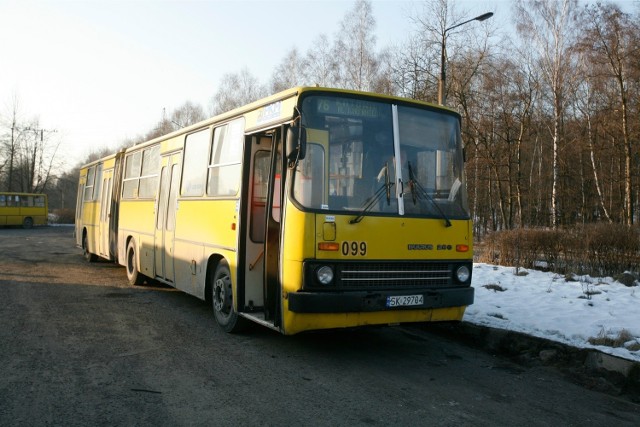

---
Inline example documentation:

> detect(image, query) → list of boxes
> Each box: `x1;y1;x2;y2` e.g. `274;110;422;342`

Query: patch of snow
468;263;640;362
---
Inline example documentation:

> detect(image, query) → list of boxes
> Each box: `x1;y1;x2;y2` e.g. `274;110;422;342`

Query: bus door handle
249;251;264;271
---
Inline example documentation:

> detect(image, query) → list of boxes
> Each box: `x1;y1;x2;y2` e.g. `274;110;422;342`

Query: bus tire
83;233;97;263
22;217;33;229
126;239;145;286
211;260;247;333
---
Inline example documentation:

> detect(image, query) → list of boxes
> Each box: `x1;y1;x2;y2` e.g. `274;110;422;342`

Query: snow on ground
466;263;640;362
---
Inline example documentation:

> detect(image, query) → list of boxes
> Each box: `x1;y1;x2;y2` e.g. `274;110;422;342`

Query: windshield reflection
293;95;469;220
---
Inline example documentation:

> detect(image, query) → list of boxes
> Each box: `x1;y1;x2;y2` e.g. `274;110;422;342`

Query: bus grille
337;262;452;289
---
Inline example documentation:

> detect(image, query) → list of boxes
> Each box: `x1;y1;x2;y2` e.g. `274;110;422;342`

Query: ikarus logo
407;244;453;251
407;244;433;250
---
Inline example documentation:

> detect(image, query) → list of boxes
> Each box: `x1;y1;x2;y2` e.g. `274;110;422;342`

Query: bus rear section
76;153;123;262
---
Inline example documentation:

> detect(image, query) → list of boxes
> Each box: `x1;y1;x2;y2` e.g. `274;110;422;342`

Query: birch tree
514;0;578;228
209;68;267;115
270;47;307;92
333;0;378;91
305;34;337;87
578;3;639;225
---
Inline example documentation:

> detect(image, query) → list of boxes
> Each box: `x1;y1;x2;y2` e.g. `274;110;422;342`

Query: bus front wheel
211;260;247;333
126;239;145;286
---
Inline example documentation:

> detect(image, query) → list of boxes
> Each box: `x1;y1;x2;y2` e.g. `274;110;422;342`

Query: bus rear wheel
211;260;247;333
83;233;97;262
22;217;33;229
126;239;145;286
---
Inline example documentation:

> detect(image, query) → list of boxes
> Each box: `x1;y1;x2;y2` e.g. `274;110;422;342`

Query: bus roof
82;87;458;167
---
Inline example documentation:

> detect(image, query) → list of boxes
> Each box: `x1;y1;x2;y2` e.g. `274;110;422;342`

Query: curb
420;321;640;401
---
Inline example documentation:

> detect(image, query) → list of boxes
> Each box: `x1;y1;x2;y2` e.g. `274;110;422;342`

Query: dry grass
588;329;639;350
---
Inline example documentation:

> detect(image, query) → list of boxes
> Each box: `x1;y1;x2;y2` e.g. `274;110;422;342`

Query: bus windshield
294;94;469;220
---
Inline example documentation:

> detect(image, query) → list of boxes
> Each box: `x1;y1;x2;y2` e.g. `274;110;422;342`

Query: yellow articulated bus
0;192;48;228
77;87;473;335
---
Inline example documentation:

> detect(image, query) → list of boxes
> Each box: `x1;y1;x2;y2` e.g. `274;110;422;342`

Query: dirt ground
1;226;639;426
0;225;128;286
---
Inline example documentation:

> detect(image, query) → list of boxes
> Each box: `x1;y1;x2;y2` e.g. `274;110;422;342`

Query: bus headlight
455;265;470;283
316;266;334;285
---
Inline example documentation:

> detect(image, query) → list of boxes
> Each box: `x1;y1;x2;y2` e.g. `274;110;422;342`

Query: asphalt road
1;226;639;426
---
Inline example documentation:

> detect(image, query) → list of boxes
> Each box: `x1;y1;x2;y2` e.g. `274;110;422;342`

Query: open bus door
263;130;284;324
242;129;283;328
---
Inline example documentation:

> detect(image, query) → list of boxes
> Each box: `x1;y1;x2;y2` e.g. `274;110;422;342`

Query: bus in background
77;87;473;335
75;152;124;262
0;192;48;228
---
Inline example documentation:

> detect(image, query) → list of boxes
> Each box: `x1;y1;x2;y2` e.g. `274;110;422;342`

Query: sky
0;0;510;173
468;263;640;363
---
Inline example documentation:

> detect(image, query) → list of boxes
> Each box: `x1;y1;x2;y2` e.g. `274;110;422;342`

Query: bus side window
182;129;209;197
0;195;6;207
139;145;160;198
123;152;142;199
84;166;96;201
208;118;243;197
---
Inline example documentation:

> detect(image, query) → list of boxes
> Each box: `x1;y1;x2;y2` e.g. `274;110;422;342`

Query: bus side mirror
286;126;307;161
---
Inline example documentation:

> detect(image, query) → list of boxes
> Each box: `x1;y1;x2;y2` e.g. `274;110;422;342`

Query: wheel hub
213;277;230;313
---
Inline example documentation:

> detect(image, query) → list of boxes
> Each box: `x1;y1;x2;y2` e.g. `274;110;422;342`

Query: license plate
386;294;424;308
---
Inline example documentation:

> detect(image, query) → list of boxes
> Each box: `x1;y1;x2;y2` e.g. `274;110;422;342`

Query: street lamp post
438;12;493;106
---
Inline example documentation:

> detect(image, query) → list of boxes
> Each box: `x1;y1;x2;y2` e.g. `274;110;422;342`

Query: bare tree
333;0;379;91
410;0;463;103
143;110;174;142
171;100;206;128
15;122;60;193
578;3;639;225
389;36;437;101
573;52;614;223
0;96;23;192
514;0;578;228
209;68;267;116
305;34;337;87
1;96;61;194
140;101;207;142
270;47;307;92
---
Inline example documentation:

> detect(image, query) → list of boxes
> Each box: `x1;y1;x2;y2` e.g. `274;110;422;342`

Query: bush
476;224;640;278
50;208;75;224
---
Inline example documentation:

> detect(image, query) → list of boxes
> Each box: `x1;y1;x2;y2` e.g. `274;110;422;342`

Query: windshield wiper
407;161;452;227
350;163;393;224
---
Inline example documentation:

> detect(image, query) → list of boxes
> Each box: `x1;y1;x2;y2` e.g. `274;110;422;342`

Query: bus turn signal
318;242;340;251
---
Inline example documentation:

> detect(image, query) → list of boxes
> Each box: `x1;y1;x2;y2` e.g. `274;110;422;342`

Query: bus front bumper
287;287;474;314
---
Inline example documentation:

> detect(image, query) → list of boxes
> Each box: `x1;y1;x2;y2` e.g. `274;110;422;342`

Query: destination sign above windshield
316;97;383;119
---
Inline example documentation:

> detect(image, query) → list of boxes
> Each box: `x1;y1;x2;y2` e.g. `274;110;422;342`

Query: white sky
0;0;510;172
469;263;640;362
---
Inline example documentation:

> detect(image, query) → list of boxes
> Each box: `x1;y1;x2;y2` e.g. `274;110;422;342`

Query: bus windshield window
295;95;469;219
